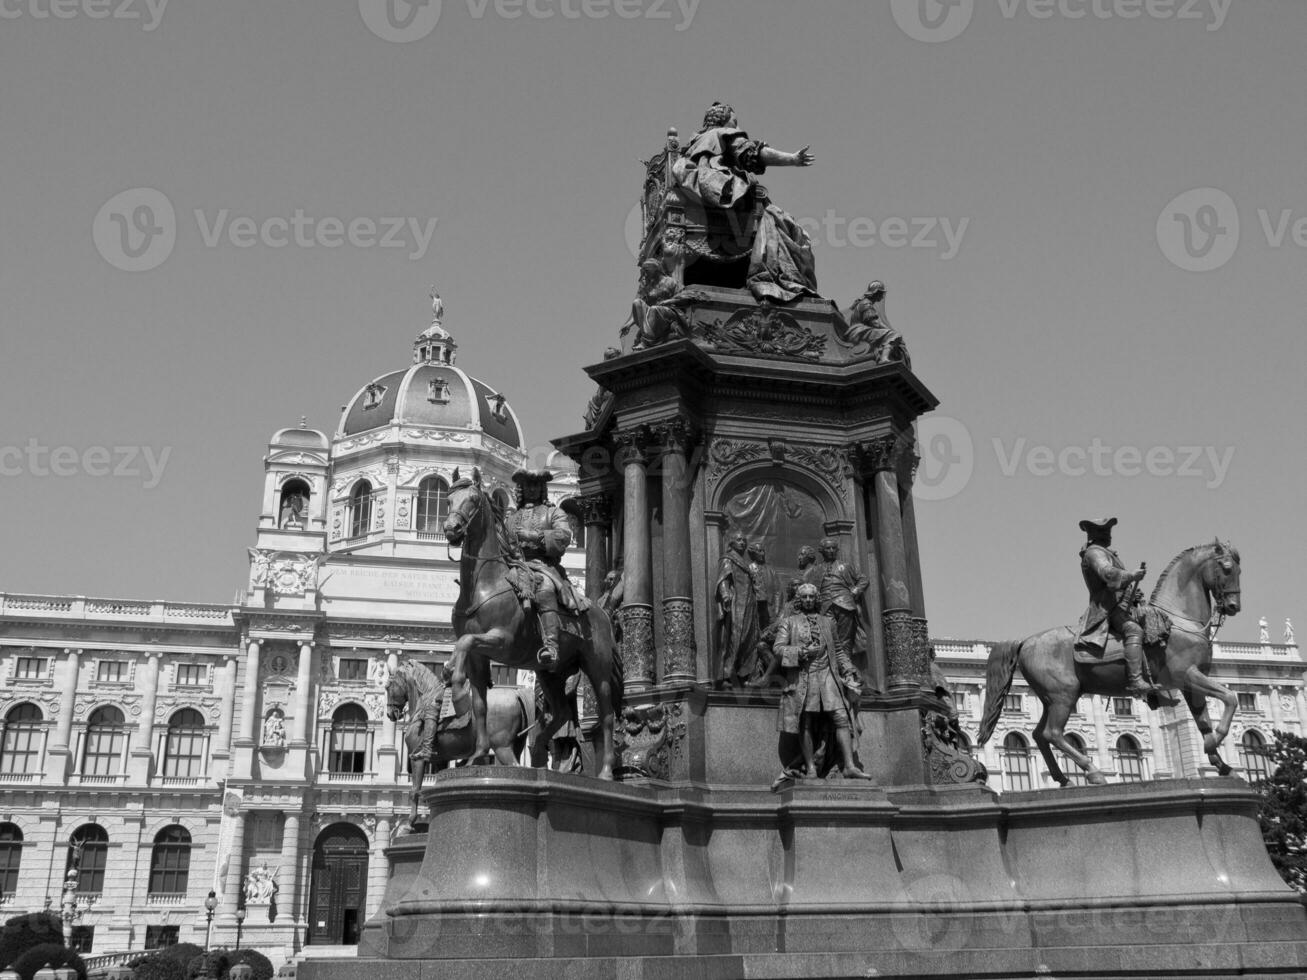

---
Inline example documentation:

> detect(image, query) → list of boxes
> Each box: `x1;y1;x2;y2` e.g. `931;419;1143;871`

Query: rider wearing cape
505;468;575;666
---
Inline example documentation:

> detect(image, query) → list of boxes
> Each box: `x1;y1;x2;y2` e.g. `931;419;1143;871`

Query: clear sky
1;0;1302;643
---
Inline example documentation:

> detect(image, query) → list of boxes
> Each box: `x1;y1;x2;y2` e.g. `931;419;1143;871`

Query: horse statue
978;539;1242;785
384;659;533;833
442;467;624;779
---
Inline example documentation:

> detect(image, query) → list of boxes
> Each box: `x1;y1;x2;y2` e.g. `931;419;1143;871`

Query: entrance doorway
307;823;369;945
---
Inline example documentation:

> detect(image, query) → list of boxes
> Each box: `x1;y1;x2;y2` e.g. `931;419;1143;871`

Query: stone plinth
300;768;1307;980
359;831;428;958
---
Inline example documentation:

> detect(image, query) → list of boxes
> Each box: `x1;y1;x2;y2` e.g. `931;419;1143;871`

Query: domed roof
270;425;330;451
335;291;524;451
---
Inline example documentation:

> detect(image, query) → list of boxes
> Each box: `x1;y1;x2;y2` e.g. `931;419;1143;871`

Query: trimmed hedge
186;950;229;979
128;954;188;980
158;942;204;964
0;912;64;971
225;948;275;980
11;942;87;980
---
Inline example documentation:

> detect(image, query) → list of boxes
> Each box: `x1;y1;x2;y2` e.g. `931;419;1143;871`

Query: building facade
0;295;1302;965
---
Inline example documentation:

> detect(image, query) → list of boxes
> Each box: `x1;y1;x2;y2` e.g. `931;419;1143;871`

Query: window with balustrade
328;703;370;774
67;824;109;895
81;706;126;777
0;823;22;899
162;709;206;779
0;703;43;775
148;825;191;896
69;925;94;953
1002;733;1032;791
348;481;373;539
1056;733;1090;786
1116;734;1144;782
416;476;450;534
1239;730;1271;785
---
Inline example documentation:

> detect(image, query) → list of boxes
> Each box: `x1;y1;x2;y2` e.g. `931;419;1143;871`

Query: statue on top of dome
430;287;444;327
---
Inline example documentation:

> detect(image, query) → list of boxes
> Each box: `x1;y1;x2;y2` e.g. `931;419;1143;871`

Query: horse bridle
1152;548;1240;640
443;481;518;617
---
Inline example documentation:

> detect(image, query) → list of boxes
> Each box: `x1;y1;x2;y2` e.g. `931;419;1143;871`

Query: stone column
1146;704;1168;777
292;640;314;744
378;649;399;782
1090;697;1112;774
279;812;302;922
367;816;392;918
861;436;924;691
1297;687;1307;729
656;421;696;684
1268;685;1285;730
128;653;162;782
50;648;81;758
238;639;261;743
580;492;613;602
214;655;238;761
616;429;654;690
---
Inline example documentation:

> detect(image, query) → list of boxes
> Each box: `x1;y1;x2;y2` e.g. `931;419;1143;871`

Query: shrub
158;942;204;964
0;912;64;970
186;950;230;979
226;948;275;980
11;943;87;980
129;954;188;980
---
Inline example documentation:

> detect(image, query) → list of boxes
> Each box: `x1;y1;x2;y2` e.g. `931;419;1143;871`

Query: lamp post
203;890;218;951
235;905;246;950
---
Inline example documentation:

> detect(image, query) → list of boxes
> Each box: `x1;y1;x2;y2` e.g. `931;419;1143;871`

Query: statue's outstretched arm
759;144;814;168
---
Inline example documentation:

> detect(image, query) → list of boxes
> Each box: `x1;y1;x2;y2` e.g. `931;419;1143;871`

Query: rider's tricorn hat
1078;517;1118;534
511;468;553;485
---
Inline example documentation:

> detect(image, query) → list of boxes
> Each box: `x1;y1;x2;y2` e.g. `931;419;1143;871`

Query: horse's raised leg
1035;698;1105;786
406;759;427;830
1180;665;1236;774
1032;703;1068;787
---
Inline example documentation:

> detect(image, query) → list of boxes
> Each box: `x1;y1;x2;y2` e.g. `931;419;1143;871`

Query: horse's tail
977;641;1022;746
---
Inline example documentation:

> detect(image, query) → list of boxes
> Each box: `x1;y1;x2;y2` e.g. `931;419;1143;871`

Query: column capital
578;492;613;526
298;639;314;650
854;433;912;473
651;419;699;455
614;427;653;467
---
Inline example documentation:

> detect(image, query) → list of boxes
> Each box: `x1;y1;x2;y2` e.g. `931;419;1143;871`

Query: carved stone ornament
855;434;911;474
616;701;686;780
613;427;652;468
661;598;695;679
706;439;769;487
620;604;655;687
394;494;412;530
922;709;988;785
578;493;612;527
883;610;925;687
699;306;827;360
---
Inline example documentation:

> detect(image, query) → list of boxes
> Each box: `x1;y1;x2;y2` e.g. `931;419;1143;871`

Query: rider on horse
1075;517;1158;698
506;468;573;666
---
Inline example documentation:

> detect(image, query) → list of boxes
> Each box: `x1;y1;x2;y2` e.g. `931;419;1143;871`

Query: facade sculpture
747;541;783;631
1260;617;1271;643
244;863;278;904
504;469;574;666
623;260;707;351
837;281;909;366
714;530;760;687
261;710;286;747
1287;619;1296;644
813;537;870;664
1074;517;1156;698
774;584;872;781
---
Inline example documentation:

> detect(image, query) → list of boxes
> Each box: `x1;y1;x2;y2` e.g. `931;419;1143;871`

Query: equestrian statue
384;658;532;834
442;466;624;779
978;518;1242;785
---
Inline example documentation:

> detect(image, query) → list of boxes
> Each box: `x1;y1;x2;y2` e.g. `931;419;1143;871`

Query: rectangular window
162;726;205;779
0;843;20;897
76;844;107;894
1238;692;1257;712
149;845;190;895
0;714;42;775
175;664;206;687
337;659;368;682
82;726;125;777
1003;693;1022;713
953;691;967;712
96;661;128;683
69;925;94;953
13;658;46;680
1112;698;1133;716
145;925;179;950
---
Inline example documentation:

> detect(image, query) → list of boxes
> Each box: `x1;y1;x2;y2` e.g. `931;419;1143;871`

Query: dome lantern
414;286;457;366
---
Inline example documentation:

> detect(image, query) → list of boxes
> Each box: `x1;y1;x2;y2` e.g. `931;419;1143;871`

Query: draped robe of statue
716;550;761;683
671;126;818;304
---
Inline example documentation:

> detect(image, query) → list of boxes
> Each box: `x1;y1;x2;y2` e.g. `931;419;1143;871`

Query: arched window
415;476;449;533
348;481;373;539
1002;733;1032;791
279;479;310;529
82;706;126;777
148;825;191;896
0;823;22;899
1056;733;1090;787
329;704;369;774
163;709;206;779
1;703;43;775
67;824;109;895
1116;734;1144;782
1240;730;1271;785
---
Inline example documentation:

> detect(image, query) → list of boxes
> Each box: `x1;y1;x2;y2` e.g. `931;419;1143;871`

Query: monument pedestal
302;768;1307;980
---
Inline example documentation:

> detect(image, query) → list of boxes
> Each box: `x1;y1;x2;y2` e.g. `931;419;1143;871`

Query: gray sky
1;0;1302;642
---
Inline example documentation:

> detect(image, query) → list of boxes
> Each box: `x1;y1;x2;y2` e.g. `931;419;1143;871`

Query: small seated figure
279;492;307;529
623;260;708;351
244;863;277;904
262;711;286;747
837;281;910;366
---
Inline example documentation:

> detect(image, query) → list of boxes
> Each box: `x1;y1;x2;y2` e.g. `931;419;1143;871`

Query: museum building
0;298;1301;967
